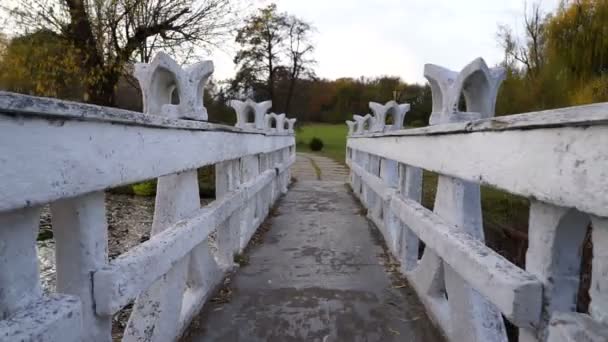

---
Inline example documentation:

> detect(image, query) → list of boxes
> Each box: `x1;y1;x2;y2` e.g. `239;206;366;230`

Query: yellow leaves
0;30;84;100
570;75;608;105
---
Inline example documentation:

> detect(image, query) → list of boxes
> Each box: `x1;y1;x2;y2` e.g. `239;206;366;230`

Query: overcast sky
210;0;561;84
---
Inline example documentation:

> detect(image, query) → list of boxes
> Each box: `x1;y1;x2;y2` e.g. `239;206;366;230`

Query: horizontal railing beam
350;163;542;328
348;119;608;217
0;110;294;213
92;158;294;315
0;294;82;342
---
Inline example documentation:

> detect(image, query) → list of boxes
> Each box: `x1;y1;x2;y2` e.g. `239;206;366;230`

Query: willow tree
3;0;236;105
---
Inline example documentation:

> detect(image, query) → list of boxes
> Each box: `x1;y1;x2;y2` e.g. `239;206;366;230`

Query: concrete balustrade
346;57;608;341
0;52;296;342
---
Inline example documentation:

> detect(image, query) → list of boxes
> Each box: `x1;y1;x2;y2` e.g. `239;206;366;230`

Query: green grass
296;123;348;164
296;122;529;266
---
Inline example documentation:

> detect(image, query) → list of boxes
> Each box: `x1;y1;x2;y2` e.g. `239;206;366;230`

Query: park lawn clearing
296;123;348;164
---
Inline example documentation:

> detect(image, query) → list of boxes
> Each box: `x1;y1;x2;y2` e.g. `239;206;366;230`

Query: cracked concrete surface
183;180;443;342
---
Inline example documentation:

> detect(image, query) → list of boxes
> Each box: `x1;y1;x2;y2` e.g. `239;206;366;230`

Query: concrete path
184;180;443;342
292;153;349;182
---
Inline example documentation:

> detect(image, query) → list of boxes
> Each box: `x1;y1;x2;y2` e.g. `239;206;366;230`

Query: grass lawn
296;122;530;266
296;123;348;163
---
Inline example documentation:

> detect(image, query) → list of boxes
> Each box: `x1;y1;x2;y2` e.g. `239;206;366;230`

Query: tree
3;0;236;105
284;15;315;113
495;0;608;114
0;30;83;99
232;4;315;112
497;3;547;77
233;4;287;105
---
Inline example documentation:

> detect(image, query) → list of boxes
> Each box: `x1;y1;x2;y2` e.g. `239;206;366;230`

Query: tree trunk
85;71;119;106
285;75;297;114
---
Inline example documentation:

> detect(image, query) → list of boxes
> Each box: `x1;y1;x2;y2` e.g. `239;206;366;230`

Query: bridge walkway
183;154;443;341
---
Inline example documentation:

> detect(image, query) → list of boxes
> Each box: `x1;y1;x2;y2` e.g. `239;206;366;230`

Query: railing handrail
348;101;608;138
346;57;608;342
0;52;297;342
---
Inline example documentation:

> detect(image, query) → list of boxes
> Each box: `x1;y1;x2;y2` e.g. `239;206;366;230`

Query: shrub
309;137;324;151
132;180;157;196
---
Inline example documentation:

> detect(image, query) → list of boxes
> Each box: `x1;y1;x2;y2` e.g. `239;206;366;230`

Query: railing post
590;217;608;325
215;159;242;267
51;192;112;341
125;52;219;341
397;164;422;272
0;207;43;318
380;157;399;254
520;201;589;341
240;154;260;248
423;58;508;341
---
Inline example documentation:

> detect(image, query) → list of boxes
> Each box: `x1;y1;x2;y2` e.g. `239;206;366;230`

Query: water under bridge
0;53;607;342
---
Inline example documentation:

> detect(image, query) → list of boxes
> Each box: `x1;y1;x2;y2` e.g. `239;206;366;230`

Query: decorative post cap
229;99;272;129
346;120;356;136
424;57;505;125
286;118;297;133
264;113;286;132
134;52;213;120
369;101;411;131
353;114;373;134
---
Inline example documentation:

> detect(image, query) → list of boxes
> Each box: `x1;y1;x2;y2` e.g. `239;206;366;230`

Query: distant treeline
0;0;606;125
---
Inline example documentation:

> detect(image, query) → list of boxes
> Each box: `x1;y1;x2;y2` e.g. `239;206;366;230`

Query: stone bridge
0;53;607;342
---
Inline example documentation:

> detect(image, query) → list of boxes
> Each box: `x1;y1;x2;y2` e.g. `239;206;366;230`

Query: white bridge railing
346;58;608;342
0;53;296;341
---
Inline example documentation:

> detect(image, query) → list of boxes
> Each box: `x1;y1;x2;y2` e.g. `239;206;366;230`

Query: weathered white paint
345;120;356;135
93;162;292;315
265;113;286;132
424;57;505;125
51;192;111;342
215;159;242;268
589;217;608;325
348;123;608;218
134;52;213;120
520;202;590;341
369;101;410;131
347;57;608;342
286;118;297;133
397;164;422;272
229;99;272;129
0;109;293;213
349;158;542;325
0;53;296;342
353;114;373;135
546;312;608;342
0;207;42;318
0;294;82;342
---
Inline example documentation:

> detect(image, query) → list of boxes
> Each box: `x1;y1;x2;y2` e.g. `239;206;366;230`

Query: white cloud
210;0;560;83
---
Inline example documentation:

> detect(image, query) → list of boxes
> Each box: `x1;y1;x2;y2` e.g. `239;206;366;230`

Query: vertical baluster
350;149;359;196
420;57;507;340
434;175;507;341
380;158;399;254
519;201;589;341
240;155;259;248
398;164;422;272
215;159;242;269
124;171;210;342
590;217;608;325
0;207;43;318
51;192;111;341
281;147;290;193
0;207;83;340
